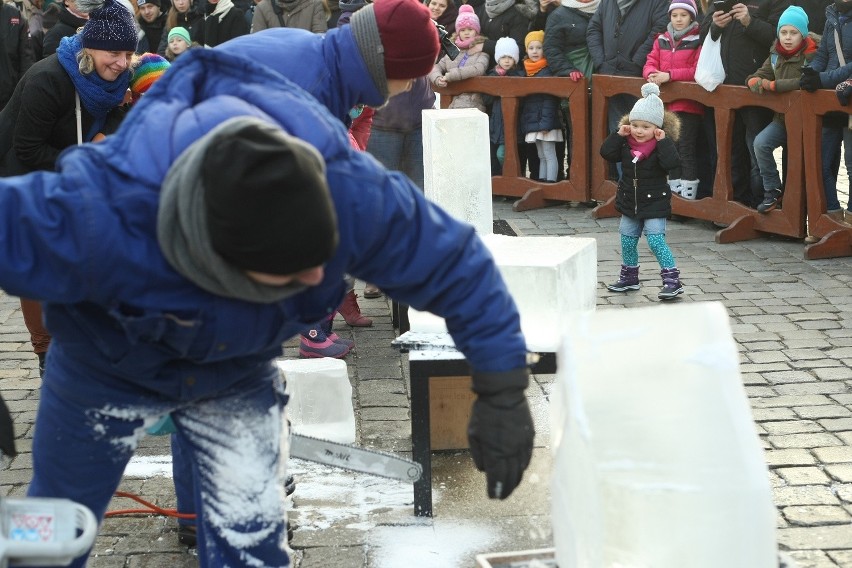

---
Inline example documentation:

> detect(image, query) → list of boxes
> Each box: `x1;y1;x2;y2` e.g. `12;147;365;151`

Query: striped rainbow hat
130;53;170;102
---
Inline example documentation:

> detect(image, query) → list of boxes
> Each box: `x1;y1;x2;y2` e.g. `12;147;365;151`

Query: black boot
658;268;684;300
37;352;46;378
756;189;782;213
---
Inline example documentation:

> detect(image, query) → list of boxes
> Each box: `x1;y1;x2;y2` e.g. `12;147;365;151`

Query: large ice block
276;358;356;444
422;109;492;235
551;302;777;568
408;235;597;352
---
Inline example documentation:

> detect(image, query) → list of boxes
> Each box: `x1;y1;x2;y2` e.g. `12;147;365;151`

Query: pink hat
456;5;480;33
669;0;696;17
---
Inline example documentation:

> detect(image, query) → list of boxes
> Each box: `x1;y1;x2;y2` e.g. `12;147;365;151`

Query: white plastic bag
694;34;726;92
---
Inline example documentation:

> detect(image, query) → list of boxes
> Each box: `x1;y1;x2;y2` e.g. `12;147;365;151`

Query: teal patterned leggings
619;216;675;269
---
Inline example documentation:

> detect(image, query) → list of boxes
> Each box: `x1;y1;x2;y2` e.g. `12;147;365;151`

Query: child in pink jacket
643;0;703;199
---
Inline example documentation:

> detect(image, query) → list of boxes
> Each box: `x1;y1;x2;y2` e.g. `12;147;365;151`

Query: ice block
408;235;597;352
422;108;493;235
276;358;356;444
551;302;777;568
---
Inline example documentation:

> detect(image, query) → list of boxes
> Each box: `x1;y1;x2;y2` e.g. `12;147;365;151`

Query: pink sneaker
299;329;350;359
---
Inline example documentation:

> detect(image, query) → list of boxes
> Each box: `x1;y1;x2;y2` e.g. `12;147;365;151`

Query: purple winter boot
658;267;684;300
607;265;640;292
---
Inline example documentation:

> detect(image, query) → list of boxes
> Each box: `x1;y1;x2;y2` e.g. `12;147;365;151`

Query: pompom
459;4;474;13
641;82;660;98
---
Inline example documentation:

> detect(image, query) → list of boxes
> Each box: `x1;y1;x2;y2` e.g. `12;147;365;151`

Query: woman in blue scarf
0;0;138;378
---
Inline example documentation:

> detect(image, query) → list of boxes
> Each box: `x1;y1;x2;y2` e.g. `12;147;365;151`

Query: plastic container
276;358;356;444
551;302;777;568
0;497;97;567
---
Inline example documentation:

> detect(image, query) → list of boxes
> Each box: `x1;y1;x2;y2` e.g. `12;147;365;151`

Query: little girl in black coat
601;83;685;301
519;30;563;182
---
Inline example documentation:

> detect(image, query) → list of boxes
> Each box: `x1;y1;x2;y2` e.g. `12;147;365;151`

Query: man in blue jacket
8;2;535;567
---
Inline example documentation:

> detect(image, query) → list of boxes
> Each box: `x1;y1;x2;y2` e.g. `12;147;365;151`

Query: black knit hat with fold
203;121;339;276
80;0;139;52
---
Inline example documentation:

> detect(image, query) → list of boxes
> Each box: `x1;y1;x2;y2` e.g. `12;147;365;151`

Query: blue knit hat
80;0;139;52
777;5;809;38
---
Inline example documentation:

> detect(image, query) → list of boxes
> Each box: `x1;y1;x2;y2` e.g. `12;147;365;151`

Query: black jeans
672;111;702;181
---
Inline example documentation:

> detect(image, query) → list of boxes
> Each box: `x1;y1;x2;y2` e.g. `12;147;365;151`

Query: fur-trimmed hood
619;110;681;143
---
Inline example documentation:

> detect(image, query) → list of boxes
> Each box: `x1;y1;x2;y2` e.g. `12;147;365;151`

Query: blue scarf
56;34;130;140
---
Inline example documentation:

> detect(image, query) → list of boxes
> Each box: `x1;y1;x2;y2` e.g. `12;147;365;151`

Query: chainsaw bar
289;433;422;483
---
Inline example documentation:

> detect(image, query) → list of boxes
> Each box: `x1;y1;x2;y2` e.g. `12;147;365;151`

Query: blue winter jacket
809;5;852;88
0;48;526;401
217;26;384;125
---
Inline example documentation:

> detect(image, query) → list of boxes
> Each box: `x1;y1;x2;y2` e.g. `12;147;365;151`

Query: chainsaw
146;415;422;483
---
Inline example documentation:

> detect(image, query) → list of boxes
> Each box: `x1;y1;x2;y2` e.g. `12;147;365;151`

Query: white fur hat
494;37;519;65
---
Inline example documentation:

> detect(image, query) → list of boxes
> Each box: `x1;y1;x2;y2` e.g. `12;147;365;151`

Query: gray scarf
157;118;307;304
485;0;515;18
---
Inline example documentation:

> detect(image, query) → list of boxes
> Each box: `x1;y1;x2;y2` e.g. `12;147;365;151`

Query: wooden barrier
800;90;852;260
590;75;807;242
433;74;851;257
435;76;590;211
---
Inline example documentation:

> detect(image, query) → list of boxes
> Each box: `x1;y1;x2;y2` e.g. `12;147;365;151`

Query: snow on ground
124;455;497;566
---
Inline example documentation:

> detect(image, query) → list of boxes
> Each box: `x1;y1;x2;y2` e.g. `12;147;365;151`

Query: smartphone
713;0;735;11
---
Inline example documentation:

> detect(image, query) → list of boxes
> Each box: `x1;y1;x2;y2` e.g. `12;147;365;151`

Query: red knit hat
373;0;440;79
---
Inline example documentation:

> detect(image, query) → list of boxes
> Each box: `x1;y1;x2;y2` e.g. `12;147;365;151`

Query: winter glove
836;79;852;105
760;78;776;92
569;70;584;82
468;368;534;500
800;66;822;92
747;77;763;93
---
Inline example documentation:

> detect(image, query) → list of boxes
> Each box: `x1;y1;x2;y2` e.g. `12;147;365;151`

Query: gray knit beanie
350;4;389;99
629;83;664;127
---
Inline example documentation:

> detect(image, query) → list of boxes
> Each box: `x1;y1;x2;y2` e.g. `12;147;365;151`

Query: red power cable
104;491;197;520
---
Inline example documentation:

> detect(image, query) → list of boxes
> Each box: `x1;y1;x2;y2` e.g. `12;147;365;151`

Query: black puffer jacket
41;4;87;58
197;3;248;47
474;0;530;66
0;3;34;109
544;5;591;76
519;64;562;134
701;0;789;86
600;113;681;220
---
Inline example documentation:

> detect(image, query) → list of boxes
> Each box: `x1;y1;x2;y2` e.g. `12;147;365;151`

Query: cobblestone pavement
2;193;852;567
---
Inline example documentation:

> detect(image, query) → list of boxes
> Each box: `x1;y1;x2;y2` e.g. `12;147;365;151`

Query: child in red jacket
643;0;703;199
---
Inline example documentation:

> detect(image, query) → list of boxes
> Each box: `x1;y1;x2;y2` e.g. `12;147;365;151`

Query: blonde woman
0;0;137;376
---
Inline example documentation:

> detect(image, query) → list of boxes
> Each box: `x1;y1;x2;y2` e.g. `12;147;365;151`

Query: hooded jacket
747;37;818;123
601;112;681;219
808;3;852;88
0;47;526;401
428;34;490;112
217;25;387;120
643;22;704;115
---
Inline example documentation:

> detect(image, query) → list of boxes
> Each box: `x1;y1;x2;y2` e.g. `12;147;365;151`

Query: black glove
836;79;852;105
468;368;534;499
800;67;822;92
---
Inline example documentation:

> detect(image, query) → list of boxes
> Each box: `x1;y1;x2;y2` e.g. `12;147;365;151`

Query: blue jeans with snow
754;120;786;192
29;357;290;568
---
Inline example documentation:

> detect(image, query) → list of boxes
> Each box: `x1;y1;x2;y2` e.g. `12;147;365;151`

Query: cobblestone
2;199;851;566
